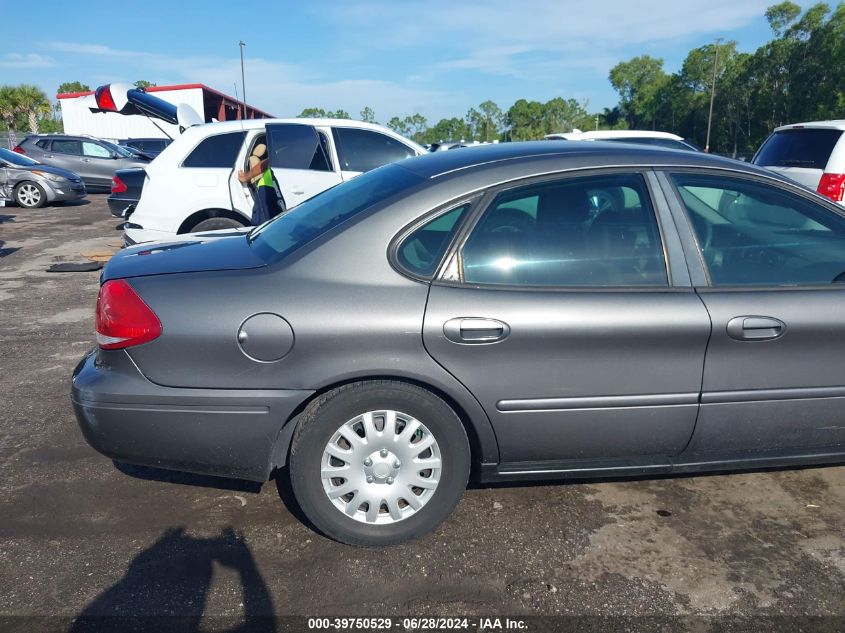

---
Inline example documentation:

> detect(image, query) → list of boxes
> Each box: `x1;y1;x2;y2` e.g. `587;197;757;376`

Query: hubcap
18;184;40;207
320;410;442;524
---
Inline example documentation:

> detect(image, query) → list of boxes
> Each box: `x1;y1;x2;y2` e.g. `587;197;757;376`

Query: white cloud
0;53;55;69
47;42;145;57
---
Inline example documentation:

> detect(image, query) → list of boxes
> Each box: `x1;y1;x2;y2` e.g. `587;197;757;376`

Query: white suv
123;118;425;244
753;120;845;206
89;82;425;244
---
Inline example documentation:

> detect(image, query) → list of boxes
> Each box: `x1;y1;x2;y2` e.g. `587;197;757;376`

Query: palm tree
0;85;20;133
15;85;52;134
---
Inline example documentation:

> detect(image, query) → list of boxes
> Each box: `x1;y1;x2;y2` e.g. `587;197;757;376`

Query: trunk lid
102;231;263;281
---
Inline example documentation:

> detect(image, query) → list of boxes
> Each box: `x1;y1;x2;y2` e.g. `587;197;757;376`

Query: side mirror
112;152;121;159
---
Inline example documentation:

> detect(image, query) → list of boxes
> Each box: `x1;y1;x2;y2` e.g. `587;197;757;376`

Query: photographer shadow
68;527;276;633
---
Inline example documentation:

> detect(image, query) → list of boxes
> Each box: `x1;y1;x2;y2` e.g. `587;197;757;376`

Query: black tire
189;217;245;233
289;381;470;547
14;181;46;209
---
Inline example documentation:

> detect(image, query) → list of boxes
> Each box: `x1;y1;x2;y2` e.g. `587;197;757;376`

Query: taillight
817;173;845;202
94;85;117;111
95;279;161;349
111;175;127;194
12;146;24;154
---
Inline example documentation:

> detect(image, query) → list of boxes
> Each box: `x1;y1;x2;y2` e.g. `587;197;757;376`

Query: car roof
545;130;684;141
189;118;425;152
773;120;845;132
398;141;775;181
194;118;405;132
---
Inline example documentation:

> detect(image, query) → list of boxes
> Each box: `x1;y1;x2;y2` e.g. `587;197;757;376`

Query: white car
123;118;425;244
89;84;425;244
545;129;700;152
753;120;845;206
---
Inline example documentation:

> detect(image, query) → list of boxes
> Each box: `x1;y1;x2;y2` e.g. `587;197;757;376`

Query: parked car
546;129;700;151
119;118;425;245
13;135;149;192
73;141;845;546
108;168;145;218
88;83;426;245
118;137;172;159
752;120;845;205
0;147;86;208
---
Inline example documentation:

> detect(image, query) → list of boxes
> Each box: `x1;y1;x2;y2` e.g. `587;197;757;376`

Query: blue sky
0;0;818;124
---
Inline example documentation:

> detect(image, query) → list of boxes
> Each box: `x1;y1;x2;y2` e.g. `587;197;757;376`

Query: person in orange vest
237;143;285;225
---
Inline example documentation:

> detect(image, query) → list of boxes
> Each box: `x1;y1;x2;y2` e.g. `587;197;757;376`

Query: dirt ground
0;196;843;632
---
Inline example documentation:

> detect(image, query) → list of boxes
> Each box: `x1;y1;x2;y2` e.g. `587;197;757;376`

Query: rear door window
332;128;416;172
182;131;247;168
754;129;842;169
460;173;668;287
51;140;81;155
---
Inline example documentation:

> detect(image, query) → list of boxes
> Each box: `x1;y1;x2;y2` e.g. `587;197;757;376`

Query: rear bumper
71;350;313;481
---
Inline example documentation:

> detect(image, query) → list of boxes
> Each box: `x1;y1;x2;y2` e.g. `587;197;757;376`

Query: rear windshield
754;129;842;169
249;163;424;261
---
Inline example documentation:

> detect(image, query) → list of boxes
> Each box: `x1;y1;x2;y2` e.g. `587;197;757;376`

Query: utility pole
239;41;247;119
705;37;723;153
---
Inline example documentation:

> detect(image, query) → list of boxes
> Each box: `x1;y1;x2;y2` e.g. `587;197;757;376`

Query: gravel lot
0;196;843;631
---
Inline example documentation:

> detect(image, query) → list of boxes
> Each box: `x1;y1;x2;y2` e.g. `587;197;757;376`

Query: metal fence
0;131;28;150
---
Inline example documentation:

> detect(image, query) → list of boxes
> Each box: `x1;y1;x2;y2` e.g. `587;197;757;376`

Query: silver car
0;147;86;208
14;135;148;192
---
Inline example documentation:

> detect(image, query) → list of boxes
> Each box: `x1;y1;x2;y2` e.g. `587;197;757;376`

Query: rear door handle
727;316;786;341
443;317;510;344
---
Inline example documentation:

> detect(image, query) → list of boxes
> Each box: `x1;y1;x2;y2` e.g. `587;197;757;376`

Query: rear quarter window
182;131;247;168
754;129;843;169
396;204;470;277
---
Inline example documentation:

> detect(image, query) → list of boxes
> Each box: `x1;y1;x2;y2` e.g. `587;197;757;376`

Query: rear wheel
14;182;46;208
189;217;245;233
289;381;470;547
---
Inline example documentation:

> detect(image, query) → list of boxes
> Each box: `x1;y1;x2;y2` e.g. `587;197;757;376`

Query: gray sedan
0;147;86;208
72;142;845;546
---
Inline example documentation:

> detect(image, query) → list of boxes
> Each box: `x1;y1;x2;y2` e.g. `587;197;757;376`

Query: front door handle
443;317;510;344
726;316;786;341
